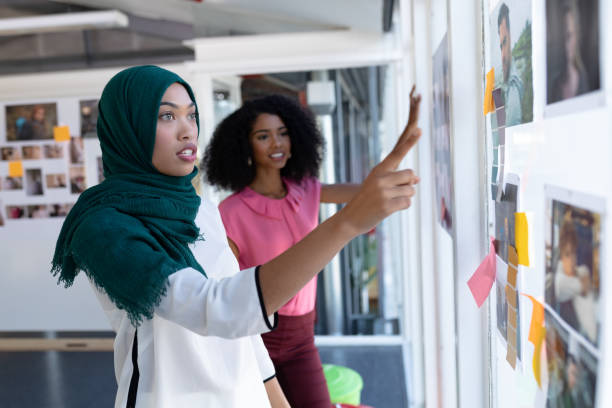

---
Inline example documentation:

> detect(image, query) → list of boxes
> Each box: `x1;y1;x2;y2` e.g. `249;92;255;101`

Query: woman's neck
249;168;287;199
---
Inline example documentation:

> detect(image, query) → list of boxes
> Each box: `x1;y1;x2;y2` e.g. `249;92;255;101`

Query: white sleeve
250;335;276;382
155;266;278;339
555;268;582;302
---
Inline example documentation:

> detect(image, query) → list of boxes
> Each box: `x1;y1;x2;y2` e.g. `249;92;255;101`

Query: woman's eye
281;132;289;138
257;134;268;140
159;112;174;120
188;112;197;120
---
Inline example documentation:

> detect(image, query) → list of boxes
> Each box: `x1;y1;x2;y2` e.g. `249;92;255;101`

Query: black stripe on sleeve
255;266;278;331
126;330;140;408
263;373;277;383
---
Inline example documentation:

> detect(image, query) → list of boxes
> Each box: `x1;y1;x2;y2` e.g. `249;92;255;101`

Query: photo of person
5;103;57;141
46;173;67;189
69;166;87;194
25;168;44;196
490;1;534;126
27;205;49;219
22;145;43;160
6;205;26;219
545;310;597;407
3;176;23;190
49;203;72;218
545;188;602;347
80;99;99;138
43;144;64;159
1;146;22;161
546;0;600;104
432;34;454;234
70;137;85;164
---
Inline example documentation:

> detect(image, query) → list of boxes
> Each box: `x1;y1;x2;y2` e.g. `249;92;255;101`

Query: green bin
323;364;364;405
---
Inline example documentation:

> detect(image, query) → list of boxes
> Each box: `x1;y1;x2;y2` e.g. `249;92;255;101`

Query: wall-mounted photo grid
0;99;101;226
544;185;604;408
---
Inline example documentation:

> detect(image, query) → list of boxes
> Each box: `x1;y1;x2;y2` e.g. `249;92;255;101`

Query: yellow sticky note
515;212;530;266
8;161;23;177
53;126;70;142
532;326;546;388
483;68;495;115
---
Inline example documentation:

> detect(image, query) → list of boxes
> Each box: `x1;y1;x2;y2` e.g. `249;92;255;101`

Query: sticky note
53;126;70;142
467;238;497;307
483;68;495;115
8;161;23;177
506;344;517;369
508;245;518;268
515;213;530;266
506;285;517;308
522;294;546;388
507;265;517;287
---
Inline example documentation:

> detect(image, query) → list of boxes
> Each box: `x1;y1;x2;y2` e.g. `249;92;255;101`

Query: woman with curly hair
203;90;421;407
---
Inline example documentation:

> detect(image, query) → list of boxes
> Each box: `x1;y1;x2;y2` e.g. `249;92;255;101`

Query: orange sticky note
515;213;530;266
8;161;23;177
54;126;70;142
483;68;495;115
522;293;546;388
532;326;546;388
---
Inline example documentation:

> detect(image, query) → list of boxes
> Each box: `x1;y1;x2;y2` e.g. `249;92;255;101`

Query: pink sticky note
468;238;496;307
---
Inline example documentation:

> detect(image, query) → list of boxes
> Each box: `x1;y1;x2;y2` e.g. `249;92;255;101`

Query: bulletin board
480;0;611;406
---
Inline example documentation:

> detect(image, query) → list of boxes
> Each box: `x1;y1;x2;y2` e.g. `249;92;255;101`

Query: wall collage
0;99;102;226
461;0;604;406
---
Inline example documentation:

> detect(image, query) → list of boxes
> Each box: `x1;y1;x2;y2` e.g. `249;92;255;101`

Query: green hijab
52;65;206;326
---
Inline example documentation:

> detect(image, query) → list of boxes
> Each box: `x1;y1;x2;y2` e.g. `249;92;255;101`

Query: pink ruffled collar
238;178;304;220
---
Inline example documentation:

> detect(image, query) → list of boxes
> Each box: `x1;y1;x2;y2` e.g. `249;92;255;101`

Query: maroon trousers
262;310;331;408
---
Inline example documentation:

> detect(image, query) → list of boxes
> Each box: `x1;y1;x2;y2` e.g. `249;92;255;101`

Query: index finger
376;127;422;173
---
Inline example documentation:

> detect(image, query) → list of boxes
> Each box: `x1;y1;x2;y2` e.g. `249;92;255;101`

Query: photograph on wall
1;146;22;161
546;0;600;105
3;176;23;190
545;309;598;407
545;186;603;348
70;137;85;164
43;144;64;159
80;99;99;138
432;33;454;234
489;0;534;126
6;205;26;219
25;169;44;196
69;166;86;194
27;205;49;219
22;145;43;160
46;173;67;189
5;103;57;141
49;203;72;218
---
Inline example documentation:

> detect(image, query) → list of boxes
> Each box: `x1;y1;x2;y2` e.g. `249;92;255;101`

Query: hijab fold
52;66;205;326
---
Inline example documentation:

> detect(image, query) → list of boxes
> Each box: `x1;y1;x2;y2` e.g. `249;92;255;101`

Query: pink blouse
219;177;321;316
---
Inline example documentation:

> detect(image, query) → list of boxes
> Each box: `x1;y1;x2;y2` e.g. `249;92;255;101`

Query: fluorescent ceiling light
0;10;129;36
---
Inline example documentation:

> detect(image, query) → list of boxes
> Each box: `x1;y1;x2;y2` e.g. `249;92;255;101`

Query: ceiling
0;0;394;75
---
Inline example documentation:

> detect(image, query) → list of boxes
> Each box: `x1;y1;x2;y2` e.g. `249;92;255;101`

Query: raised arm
259;116;422;314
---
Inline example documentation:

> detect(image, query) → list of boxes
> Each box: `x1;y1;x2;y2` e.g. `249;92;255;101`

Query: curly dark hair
202;94;324;192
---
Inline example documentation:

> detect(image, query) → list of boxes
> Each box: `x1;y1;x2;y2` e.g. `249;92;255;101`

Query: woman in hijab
52;65;421;408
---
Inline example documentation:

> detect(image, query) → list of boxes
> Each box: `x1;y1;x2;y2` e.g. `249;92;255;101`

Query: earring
247;157;252;166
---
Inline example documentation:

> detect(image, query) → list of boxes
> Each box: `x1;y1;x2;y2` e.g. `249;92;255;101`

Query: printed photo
69;166;87;194
3;176;23;190
25;169;44;196
6;205;26;219
546;0;600;104
46;173;67;189
432;34;454;234
70;137;85;164
27;204;49;219
545;187;602;347
545;310;597;407
49;203;72;218
22;145;43;160
1;146;22;161
5;103;57;141
43;144;64;159
80;99;99;138
490;1;534;126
